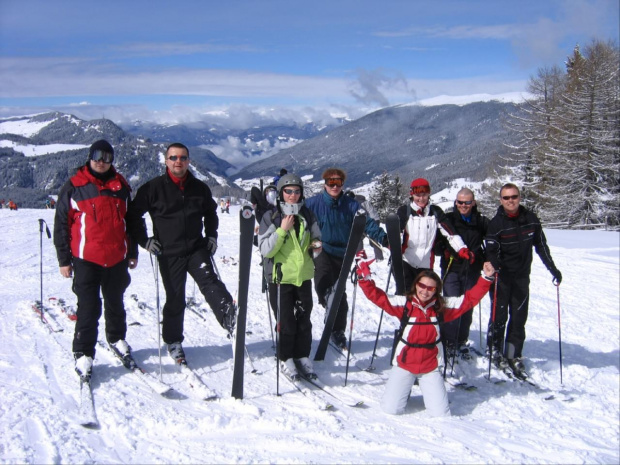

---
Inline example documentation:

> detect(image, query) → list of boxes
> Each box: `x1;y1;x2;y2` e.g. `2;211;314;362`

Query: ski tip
79;421;100;430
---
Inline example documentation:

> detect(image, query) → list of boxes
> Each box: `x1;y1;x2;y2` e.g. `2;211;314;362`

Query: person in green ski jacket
258;173;322;381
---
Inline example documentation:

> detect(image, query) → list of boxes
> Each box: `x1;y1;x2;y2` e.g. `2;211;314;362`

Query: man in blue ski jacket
305;168;388;349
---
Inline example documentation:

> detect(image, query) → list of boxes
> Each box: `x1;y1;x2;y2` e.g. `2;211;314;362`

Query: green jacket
258;207;321;286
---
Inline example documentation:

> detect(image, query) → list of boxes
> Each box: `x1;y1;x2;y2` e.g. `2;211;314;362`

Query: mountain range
0;101;521;207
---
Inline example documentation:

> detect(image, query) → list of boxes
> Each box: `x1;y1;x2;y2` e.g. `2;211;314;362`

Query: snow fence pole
37;219;51;321
275;263;282;396
556;283;563;385
487;271;499;381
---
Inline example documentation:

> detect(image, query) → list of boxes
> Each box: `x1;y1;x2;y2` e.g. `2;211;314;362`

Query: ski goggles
283;188;301;195
410;186;431;195
325;177;344;187
416;282;437;292
90;150;114;163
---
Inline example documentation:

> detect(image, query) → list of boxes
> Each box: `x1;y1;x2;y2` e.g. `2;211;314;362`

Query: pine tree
370;171;406;222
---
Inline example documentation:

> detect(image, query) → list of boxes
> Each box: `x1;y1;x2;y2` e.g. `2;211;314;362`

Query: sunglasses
91;150;113;163
410;186;431;195
416;281;437;292
325;178;343;187
168;155;189;162
502;195;519;201
456;200;474;206
283;188;301;195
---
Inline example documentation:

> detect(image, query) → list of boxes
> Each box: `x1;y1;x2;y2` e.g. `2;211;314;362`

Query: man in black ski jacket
126;142;236;365
439;188;489;360
485;183;562;379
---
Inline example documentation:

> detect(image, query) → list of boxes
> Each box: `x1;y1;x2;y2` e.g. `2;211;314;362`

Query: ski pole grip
38;218;44;232
275;263;282;285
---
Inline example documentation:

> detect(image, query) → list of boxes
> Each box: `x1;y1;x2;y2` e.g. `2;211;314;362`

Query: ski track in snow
0;207;618;464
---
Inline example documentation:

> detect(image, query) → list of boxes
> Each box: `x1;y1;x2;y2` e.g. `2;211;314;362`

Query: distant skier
355;251;496;416
53;139;138;381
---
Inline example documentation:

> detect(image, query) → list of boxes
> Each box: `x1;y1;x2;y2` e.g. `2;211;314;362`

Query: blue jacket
305;190;386;258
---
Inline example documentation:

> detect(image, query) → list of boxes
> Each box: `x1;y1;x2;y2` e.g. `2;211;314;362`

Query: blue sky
0;0;618;125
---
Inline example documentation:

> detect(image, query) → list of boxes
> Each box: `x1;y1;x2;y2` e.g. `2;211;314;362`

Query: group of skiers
53;139;562;418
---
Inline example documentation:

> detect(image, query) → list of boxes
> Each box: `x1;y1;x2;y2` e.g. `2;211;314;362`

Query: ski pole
264;273;275;349
344;268;358;387
37;219;51;320
150;254;163;381
275;263;282;396
487;271;499;381
366;260;392;371
556;282;563;385
478;302;482;349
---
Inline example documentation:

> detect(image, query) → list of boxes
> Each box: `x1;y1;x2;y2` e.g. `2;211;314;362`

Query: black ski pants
158;247;233;344
441;266;480;346
400;261;431;296
268;280;313;361
486;272;530;359
313;251;348;334
72;257;131;357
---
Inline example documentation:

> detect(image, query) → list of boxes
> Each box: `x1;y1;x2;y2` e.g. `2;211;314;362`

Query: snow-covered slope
0;208;618;464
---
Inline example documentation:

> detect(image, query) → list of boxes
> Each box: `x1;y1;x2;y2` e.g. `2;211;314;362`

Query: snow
0;207;618;464
0;117;51;137
0;140;89;157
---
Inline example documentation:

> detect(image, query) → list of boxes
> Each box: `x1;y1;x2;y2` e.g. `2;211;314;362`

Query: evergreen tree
370;171;406;222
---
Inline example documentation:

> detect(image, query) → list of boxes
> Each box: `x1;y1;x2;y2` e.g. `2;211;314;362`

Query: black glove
206;236;217;255
145;237;162;255
551;268;562;285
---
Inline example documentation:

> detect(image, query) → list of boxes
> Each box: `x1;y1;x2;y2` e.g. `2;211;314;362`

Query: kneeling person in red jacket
356;251;495;417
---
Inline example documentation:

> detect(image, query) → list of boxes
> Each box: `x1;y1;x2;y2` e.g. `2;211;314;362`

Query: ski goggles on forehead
90;150;114;163
410;186;430;195
325;178;343;187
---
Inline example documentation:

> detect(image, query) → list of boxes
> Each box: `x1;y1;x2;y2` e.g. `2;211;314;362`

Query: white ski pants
381;365;450;417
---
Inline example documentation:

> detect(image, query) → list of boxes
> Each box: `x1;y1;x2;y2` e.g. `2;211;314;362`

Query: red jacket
54;165;136;268
359;275;492;374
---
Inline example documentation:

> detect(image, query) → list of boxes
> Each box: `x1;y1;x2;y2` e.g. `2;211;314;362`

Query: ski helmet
277;173;304;199
276;173;304;214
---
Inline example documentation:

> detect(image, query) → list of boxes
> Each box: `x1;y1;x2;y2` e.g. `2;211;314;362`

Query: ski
77;379;99;429
231;205;255;399
385;212;405;295
48;297;77;321
108;344;175;397
298;373;365;408
178;361;219;401
281;372;335;411
314;212;367;361
446;378;478;391
31;301;64;333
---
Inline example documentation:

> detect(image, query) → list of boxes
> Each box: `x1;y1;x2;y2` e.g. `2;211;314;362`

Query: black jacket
127;170;219;258
439;205;489;274
485;205;556;276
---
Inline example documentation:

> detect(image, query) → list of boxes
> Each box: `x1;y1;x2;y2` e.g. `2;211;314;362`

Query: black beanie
88;139;114;162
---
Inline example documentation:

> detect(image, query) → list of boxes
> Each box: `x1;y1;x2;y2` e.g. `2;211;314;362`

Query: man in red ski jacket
54;140;138;381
